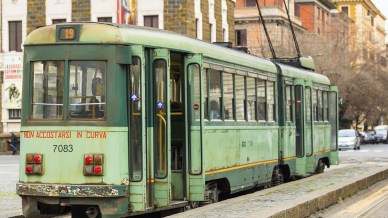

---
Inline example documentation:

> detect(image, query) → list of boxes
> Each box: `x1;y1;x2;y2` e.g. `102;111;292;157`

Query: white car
338;129;361;150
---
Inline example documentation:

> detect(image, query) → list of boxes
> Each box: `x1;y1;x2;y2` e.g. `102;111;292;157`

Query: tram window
208;69;221;120
329;92;338;150
247;77;256;121
223;73;234;120
257;80;266;121
204;69;208;120
285;85;292;122
189;64;201;120
129;57;142;181
306;87;312;122
317;90;323;121
323;91;328;121
154;59;167;178
68;61;106;119
31;61;64;119
235;75;245;120
312;89;317;121
267;81;276;121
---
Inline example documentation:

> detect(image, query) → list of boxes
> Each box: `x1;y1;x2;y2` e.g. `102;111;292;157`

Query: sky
372;0;388;43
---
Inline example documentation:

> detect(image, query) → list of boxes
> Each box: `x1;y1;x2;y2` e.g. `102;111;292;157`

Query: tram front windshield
31;61;106;120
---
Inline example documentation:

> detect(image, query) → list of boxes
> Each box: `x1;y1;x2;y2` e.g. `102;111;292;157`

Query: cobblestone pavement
0;155;22;218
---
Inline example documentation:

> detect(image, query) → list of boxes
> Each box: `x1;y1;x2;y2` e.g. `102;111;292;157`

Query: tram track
310;178;388;218
356;193;388;218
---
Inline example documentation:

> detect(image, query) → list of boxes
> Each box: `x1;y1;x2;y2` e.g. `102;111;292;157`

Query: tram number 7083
53;144;74;152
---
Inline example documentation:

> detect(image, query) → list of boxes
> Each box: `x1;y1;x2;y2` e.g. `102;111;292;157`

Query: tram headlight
25;154;43;175
83;154;104;176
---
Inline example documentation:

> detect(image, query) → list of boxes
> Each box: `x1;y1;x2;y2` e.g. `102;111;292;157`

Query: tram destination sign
56;25;81;42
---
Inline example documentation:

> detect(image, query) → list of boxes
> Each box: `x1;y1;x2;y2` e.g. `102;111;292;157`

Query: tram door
151;49;172;207
184;53;205;201
294;84;307;175
128;48;203;211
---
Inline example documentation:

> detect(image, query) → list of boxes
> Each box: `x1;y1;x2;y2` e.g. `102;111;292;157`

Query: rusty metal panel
16;183;127;197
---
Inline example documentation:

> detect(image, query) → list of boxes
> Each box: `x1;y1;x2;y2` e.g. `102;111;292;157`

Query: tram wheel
71;206;101;218
271;167;284;187
315;160;325;174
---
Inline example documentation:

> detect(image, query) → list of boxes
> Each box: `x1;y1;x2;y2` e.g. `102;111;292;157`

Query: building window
341;6;349;16
210;23;216;42
52;19;66;24
235;29;247;46
9;109;21;119
9;21;22;52
196;18;199;38
98;17;112;22
144;15;158;28
295;4;300;17
317;8;321;20
246;0;256;7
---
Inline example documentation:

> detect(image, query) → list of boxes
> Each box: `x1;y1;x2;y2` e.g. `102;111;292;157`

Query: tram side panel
278;125;296;176
203;126;279;193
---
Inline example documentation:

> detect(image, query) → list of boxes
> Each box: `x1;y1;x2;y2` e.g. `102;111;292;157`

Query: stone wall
227;0;235;46
164;0;195;37
201;0;210;42
214;0;222;42
72;0;91;22
27;0;46;35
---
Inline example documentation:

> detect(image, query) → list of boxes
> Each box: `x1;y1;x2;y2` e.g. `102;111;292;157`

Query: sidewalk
0;155;22;218
168;163;388;218
0;151;17;155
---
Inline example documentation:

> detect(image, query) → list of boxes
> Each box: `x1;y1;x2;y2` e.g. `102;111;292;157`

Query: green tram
17;23;338;217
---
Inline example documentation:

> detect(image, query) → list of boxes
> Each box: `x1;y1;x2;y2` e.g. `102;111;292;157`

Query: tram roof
24;22;331;85
25;22;278;73
277;63;330;85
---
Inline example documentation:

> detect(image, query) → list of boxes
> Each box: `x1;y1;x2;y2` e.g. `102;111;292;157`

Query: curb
268;168;388;218
167;165;388;218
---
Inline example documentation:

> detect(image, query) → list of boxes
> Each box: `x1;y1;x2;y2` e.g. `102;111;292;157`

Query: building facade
295;0;336;36
0;0;236;135
332;0;386;67
234;0;339;59
332;0;387;128
234;0;305;58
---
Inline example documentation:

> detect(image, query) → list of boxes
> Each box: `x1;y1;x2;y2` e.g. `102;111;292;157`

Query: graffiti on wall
118;0;137;25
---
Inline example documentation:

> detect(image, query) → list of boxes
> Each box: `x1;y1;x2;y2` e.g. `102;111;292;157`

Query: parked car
364;131;376;144
338;129;361;150
374;125;388;143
